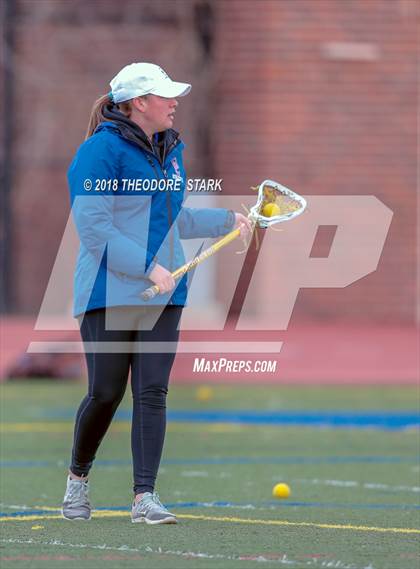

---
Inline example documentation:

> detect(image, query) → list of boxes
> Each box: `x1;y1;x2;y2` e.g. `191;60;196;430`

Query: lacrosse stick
141;179;307;301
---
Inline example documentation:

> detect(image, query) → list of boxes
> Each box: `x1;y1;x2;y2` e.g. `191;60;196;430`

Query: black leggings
70;305;182;494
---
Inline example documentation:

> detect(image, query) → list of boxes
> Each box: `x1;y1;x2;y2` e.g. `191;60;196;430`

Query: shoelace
135;492;166;513
152;492;164;508
66;481;89;506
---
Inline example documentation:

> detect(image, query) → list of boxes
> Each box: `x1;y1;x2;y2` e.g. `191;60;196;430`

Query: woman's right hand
148;264;176;294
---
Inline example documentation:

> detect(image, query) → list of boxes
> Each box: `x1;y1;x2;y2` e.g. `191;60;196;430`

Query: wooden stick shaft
173;227;240;279
141;228;241;301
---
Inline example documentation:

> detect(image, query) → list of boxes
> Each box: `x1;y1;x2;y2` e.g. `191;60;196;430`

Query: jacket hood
96;103;180;163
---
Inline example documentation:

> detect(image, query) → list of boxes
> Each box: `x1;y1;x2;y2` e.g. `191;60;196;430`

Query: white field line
199;503;257;510
0;503;33;510
0;538;375;568
0;502;270;513
0;504;60;512
294;479;420;493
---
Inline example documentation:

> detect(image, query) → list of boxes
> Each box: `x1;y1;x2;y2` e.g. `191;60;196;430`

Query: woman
62;62;251;524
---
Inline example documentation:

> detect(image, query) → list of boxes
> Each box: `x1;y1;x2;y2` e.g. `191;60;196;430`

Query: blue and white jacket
68;108;234;316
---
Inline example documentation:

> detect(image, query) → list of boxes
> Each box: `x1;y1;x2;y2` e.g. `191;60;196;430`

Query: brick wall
213;0;418;324
4;0;418;324
8;0;208;313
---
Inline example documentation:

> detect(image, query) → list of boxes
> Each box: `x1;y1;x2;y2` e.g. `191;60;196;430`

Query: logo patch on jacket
171;157;181;178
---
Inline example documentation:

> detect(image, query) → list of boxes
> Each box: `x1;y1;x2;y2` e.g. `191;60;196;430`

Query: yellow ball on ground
262;202;281;217
196;386;214;402
272;483;291;499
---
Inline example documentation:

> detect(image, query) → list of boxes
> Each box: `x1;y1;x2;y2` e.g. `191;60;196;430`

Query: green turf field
1;382;419;569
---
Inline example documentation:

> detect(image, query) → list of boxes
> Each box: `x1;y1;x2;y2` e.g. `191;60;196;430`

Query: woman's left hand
234;213;253;241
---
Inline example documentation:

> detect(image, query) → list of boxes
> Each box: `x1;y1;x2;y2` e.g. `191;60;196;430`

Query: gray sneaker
131;492;177;525
62;476;91;520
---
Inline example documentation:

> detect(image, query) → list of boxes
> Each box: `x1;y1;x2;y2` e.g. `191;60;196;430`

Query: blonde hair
85;94;134;140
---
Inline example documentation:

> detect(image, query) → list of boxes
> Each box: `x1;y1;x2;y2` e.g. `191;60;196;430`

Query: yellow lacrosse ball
272;483;291;499
196;386;213;402
262;203;281;217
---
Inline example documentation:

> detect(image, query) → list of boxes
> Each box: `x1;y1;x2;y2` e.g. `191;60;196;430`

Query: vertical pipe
0;0;15;312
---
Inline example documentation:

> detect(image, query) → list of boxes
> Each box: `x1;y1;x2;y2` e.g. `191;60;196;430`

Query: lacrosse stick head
249;179;307;228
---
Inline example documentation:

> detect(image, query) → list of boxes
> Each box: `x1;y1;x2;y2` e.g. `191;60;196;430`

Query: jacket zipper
145;153;175;290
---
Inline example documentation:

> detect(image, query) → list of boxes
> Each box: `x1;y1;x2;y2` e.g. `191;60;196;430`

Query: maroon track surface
1;317;418;384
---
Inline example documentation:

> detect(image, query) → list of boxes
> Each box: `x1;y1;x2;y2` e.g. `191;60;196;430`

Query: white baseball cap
109;63;191;103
